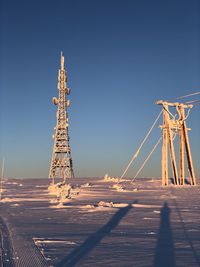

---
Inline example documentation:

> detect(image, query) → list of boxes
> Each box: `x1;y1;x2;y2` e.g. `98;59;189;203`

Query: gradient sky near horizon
0;0;200;179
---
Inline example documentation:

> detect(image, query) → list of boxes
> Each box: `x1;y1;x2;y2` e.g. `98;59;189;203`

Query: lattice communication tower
49;53;74;183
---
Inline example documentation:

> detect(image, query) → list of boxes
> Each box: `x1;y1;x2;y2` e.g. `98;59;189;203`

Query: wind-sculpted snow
0;177;200;266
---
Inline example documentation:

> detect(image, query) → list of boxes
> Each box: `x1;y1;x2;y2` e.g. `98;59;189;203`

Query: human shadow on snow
173;199;200;267
56;201;137;267
153;202;176;267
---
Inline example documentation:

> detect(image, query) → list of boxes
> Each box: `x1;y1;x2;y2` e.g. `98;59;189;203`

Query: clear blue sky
0;0;200;179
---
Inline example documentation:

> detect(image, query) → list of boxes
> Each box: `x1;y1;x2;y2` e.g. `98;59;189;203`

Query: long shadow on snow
57;201;136;267
173;199;200;267
153;202;176;267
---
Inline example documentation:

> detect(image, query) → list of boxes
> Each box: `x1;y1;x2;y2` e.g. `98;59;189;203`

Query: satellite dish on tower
66;100;70;107
65;88;70;95
53;97;58;105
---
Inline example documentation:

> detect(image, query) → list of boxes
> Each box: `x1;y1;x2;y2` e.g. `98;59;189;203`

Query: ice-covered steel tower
49;52;74;182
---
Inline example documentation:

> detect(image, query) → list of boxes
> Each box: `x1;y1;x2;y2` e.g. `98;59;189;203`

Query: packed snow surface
0;177;200;267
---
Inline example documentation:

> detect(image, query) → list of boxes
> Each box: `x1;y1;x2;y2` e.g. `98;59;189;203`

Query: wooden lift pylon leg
162;107;169;186
179;126;185;185
162;128;168;186
183;121;196;185
178;105;185;185
168;121;179;185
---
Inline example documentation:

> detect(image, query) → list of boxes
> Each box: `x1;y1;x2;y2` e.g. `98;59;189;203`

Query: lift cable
119;110;163;181
185;99;200;104
167;92;200;101
131;136;162;183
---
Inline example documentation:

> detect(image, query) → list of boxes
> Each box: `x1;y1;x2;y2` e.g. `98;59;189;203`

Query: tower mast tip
60;51;64;70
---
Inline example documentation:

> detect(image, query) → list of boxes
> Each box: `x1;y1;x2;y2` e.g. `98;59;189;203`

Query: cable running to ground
131;136;162;183
119;110;163;180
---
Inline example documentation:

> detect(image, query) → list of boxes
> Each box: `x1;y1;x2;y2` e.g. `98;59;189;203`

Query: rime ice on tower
49;52;74;183
156;100;196;186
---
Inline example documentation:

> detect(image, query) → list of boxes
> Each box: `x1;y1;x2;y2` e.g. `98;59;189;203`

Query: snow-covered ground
0;177;200;267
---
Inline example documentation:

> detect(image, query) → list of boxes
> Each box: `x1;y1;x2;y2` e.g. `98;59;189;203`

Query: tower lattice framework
49;53;74;182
